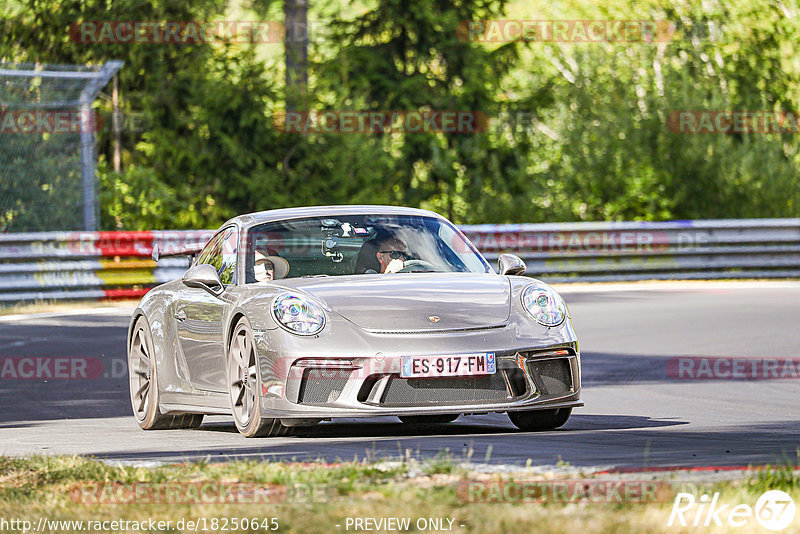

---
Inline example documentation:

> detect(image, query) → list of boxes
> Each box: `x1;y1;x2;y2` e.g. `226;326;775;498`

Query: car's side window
196;226;238;285
196;232;223;267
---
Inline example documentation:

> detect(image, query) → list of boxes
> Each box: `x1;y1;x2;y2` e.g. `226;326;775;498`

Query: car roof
224;205;445;229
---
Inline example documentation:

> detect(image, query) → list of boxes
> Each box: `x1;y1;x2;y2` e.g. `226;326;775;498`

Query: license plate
401;353;496;378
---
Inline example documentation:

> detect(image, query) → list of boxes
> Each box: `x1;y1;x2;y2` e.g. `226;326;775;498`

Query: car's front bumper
256;335;582;420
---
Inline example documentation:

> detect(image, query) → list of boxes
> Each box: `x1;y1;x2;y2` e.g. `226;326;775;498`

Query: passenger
254;248;290;281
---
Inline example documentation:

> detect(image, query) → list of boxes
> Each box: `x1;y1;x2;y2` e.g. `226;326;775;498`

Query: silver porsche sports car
127;206;582;437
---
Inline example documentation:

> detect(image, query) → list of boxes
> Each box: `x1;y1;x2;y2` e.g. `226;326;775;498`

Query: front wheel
508;408;571;431
227;317;288;438
128;317;203;430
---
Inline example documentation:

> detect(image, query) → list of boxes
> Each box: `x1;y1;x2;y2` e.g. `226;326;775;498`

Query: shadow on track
90;419;800;470
196;414;685;439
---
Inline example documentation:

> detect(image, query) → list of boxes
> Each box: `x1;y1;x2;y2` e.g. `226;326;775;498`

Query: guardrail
0;219;798;302
0;231;213;303
461;218;800;282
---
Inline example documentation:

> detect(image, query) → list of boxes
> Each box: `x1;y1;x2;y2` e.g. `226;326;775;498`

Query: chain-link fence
0;61;122;232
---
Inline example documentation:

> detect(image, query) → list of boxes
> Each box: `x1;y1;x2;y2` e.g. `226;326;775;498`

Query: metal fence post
77;60;124;231
79;100;96;231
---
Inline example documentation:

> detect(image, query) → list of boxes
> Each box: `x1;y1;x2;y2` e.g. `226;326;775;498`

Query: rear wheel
508;408;571;431
399;414;459;425
128;317;203;430
227;317;288;438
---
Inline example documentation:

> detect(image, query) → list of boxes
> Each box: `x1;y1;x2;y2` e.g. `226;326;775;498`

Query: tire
508;408;571;431
399;414;459;425
227;317;288;438
128;317;204;430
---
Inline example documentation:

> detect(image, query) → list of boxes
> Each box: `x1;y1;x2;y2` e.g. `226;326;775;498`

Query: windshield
243;214;490;282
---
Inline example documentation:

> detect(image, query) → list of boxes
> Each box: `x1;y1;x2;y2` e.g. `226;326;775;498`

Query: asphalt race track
1;282;799;469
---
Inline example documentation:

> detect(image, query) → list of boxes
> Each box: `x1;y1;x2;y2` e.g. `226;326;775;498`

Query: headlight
272;294;326;335
521;283;567;327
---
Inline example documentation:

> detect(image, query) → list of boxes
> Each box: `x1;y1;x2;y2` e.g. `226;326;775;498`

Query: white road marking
0;306;134;323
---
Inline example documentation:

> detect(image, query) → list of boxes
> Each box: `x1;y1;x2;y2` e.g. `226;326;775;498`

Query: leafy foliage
1;0;798;229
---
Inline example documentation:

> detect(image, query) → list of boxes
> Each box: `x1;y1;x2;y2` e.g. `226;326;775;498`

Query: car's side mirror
183;264;224;295
498;254;526;276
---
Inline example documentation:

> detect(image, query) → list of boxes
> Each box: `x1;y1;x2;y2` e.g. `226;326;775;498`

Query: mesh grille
527;358;572;395
380;373;509;406
298;369;349;404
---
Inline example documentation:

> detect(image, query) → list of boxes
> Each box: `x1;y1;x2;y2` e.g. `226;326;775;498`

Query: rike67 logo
668;490;796;531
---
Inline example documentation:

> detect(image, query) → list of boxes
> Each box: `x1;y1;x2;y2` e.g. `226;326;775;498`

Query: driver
254;248;290;281
376;237;411;274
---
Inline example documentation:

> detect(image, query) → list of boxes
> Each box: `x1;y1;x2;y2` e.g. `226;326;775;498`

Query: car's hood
275;273;511;332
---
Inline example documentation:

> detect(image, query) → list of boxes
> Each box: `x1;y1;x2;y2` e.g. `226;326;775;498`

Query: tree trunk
284;0;308;110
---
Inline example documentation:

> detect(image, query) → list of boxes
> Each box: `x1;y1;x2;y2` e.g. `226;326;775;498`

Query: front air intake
297;368;349;404
379;374;510;406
